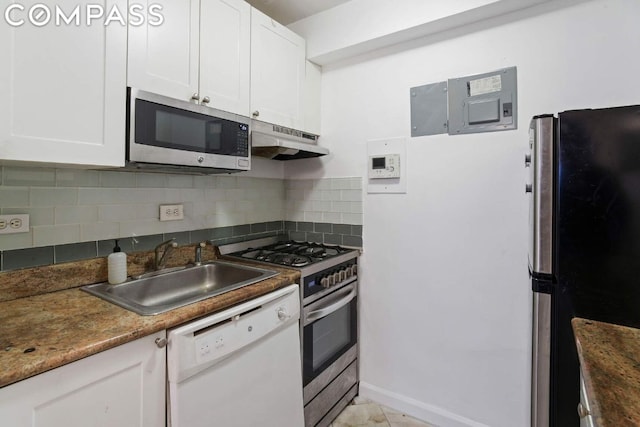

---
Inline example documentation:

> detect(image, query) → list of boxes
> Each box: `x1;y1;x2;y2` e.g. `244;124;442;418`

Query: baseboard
358;381;491;427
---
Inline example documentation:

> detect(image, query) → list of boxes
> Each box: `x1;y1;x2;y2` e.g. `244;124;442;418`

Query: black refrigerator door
557;105;640;328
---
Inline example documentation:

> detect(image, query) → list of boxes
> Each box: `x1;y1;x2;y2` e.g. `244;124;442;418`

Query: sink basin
82;261;279;315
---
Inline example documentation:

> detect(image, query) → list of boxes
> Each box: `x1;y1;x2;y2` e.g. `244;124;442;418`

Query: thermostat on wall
368;154;400;179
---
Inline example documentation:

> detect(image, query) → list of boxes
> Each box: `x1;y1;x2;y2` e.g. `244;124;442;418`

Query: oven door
302;282;357;387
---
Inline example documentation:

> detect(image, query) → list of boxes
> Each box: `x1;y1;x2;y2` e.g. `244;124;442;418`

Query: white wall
286;0;640;426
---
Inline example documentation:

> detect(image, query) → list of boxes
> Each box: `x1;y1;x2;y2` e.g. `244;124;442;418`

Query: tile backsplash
0;167;363;271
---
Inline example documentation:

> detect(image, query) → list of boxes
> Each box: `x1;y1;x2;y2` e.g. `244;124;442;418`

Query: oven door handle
305;285;356;324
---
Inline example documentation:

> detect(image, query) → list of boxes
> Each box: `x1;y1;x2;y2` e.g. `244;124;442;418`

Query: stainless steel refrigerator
527;105;640;427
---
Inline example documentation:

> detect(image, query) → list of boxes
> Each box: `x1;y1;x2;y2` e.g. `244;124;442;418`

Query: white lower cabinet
0;332;166;427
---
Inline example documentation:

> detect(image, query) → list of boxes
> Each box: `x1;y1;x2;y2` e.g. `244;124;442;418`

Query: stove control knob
320;277;330;288
339;270;347;281
350;265;358;276
345;268;352;279
333;272;341;283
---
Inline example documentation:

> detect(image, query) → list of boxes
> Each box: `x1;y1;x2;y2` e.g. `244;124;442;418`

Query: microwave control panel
368;154;401;179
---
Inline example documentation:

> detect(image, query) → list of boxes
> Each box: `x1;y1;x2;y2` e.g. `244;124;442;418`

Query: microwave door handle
305;286;356;324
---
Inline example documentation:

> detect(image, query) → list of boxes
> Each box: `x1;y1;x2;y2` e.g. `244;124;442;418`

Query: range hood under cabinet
251;120;328;160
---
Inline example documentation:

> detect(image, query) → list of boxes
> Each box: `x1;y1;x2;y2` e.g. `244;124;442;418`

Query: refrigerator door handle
531;290;552;427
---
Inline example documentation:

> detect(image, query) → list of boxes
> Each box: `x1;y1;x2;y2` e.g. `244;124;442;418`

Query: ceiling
245;0;351;25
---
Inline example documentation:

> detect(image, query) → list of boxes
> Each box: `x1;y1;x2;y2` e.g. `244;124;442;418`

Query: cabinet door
0;0;126;168
200;0;251;116
128;0;200;102
0;332;166;427
250;7;305;129
302;60;322;135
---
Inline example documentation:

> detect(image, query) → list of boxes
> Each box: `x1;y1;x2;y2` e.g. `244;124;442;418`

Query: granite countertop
572;318;640;427
0;250;300;389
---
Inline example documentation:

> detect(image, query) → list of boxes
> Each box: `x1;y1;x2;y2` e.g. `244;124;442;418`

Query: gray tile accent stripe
0;220;362;272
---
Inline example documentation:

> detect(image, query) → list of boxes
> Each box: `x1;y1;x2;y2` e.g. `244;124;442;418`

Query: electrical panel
409;66;517;137
447;67;517;135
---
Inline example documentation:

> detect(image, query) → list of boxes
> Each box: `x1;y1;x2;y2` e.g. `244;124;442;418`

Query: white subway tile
225;188;246;201
81;222;120;242
120;220;164;237
193;175;217;189
341;189;362;202
165;174;194;188
304;211;323;222
215;200;237;212
204;188;226;201
350;177;363;190
136;173;168;188
351;202;363;213
0;232;33;251
331;201;351;213
216;176;238;189
100;171;137;188
31;188;78;207
331;178;351;190
33;225;80;246
0;188;30;207
55;206;99;225
285;210;304;222
322;212;342;223
342;213;363;225
56;169;100;187
164;188;204;203
3;167;56;187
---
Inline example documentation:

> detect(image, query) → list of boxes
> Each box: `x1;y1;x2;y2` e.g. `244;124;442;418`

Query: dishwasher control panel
193;289;299;366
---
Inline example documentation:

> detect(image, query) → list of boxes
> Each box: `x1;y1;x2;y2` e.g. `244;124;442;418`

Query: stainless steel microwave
127;88;250;173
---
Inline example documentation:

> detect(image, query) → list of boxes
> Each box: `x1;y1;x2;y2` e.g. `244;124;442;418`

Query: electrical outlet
159;204;184;221
0;214;29;234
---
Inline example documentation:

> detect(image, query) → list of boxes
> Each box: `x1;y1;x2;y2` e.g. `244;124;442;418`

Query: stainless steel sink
82;261;279;315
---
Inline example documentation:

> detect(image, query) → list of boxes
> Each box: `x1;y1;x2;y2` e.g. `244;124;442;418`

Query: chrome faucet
154;239;178;270
194;241;212;266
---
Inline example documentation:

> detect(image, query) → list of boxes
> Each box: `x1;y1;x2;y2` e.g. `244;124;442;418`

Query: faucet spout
154;239;178;270
194;241;214;265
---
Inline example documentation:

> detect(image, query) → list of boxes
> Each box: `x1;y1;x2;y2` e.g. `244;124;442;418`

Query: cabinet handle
191;93;200;101
252;110;260;117
201;96;210;104
577;402;590;418
155;337;167;348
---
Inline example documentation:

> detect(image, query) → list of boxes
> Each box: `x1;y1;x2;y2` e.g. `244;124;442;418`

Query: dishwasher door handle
304;285;356;325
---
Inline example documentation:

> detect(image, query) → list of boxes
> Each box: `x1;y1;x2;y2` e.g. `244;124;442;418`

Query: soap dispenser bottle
107;240;127;284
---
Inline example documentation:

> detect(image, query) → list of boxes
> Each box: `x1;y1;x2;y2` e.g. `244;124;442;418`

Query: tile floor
330;397;435;427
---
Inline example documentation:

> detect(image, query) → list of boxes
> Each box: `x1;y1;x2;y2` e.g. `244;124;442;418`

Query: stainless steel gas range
220;237;360;427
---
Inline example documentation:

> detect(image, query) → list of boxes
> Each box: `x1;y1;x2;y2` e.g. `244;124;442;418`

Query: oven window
303;297;357;385
312;304;351;370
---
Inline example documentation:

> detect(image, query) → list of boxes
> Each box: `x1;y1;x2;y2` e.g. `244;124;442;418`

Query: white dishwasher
167;284;304;427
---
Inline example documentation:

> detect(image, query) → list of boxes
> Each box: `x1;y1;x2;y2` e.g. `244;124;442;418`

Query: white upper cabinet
303;60;322;135
0;0;127;168
250;7;305;130
128;0;250;116
200;0;251;115
128;0;200;102
0;333;166;427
